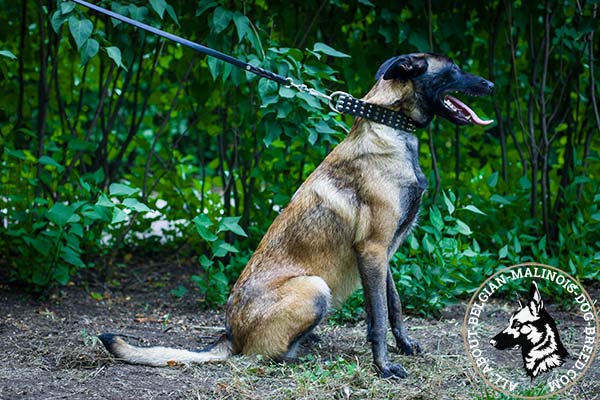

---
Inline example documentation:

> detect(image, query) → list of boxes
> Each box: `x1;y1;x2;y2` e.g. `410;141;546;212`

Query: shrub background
1;0;598;315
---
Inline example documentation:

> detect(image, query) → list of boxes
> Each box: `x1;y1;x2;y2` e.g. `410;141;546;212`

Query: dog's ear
375;55;428;81
527;281;543;316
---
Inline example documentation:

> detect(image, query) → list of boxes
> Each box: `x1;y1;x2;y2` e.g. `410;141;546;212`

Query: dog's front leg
357;242;408;379
387;269;421;356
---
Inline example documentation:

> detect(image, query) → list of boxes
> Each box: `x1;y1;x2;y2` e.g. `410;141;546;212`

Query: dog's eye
511;320;521;329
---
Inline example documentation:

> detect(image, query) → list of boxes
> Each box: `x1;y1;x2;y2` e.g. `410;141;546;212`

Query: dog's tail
98;333;232;366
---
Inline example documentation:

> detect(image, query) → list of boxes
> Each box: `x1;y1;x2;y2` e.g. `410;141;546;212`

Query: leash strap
70;0;418;132
330;92;416;132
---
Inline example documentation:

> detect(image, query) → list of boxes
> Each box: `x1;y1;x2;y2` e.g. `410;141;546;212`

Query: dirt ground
1;261;598;400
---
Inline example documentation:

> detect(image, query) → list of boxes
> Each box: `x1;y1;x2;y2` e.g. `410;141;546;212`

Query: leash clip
286;78;332;102
328;91;351;114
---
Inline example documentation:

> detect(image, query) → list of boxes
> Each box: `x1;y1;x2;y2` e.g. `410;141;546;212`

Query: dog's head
489;281;544;350
366;53;494;128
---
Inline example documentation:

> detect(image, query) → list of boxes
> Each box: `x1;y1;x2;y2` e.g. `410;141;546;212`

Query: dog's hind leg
387;269;421;356
242;275;331;360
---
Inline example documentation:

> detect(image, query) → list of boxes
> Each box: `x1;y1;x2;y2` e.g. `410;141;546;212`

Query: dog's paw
396;335;422;356
304;332;321;344
378;363;408;379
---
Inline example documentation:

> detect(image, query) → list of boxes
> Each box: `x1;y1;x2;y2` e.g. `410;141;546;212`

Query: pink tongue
446;95;493;126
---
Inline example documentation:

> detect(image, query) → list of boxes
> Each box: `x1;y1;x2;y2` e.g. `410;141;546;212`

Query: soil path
1;263;598;399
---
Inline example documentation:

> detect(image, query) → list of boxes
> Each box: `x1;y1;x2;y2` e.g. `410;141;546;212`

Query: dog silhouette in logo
490;281;568;379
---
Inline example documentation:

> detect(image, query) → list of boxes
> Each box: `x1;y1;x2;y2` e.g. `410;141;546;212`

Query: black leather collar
331;93;417;133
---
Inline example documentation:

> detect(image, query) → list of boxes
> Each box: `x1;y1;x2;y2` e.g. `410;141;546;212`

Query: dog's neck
342;118;419;160
360;79;428;129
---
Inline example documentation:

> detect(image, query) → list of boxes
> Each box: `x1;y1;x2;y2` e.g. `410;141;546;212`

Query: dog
490;281;569;379
99;53;494;378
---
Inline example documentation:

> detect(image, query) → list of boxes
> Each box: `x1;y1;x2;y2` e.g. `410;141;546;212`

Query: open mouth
440;94;493;126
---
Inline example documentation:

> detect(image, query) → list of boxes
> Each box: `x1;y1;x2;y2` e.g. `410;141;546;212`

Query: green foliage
191;214;247;305
0;0;598;319
330;290;365;324
391;191;496;315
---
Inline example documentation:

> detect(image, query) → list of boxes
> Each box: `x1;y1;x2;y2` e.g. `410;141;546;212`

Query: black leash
70;0;417;133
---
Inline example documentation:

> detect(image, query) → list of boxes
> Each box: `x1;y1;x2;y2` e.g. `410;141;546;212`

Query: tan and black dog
99;53;493;378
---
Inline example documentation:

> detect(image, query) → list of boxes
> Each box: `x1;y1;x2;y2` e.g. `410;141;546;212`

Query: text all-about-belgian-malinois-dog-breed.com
99;52;494;379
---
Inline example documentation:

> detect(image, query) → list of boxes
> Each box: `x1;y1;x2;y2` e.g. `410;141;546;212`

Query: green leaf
422;233;435;254
39;155;65;172
149;0;167;19
498;245;508;259
199;254;213;268
455;219;473;236
212;7;232;34
51;10;69;33
519;175;531;190
111;208;128;224
79;38;99;65
461;205;487;216
308;129;318;145
207;57;221;80
313;42;350;58
443;192;455;214
232;12;251;42
429;206;444;231
196;1;217;16
25;236;52;257
487;171;499;188
61;247;85;269
95;194;115;208
68;17;93;50
127;4;148;21
165;4;179;25
217;216;248;237
193;214;218;242
109;183;139;197
210;270;229;288
314;120;336;134
0;50;17;60
106;46;127;70
171;285;188;298
53;264;71;286
297;92;321;109
6;148;26;160
462;248;478;257
47;203;74;227
60;1;76;14
122;198;151;213
262;119;282;147
490;194;512;205
90;292;104;301
212;241;239;258
278;86;296;98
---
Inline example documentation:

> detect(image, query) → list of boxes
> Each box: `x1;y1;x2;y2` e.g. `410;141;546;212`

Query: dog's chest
386;133;427;256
